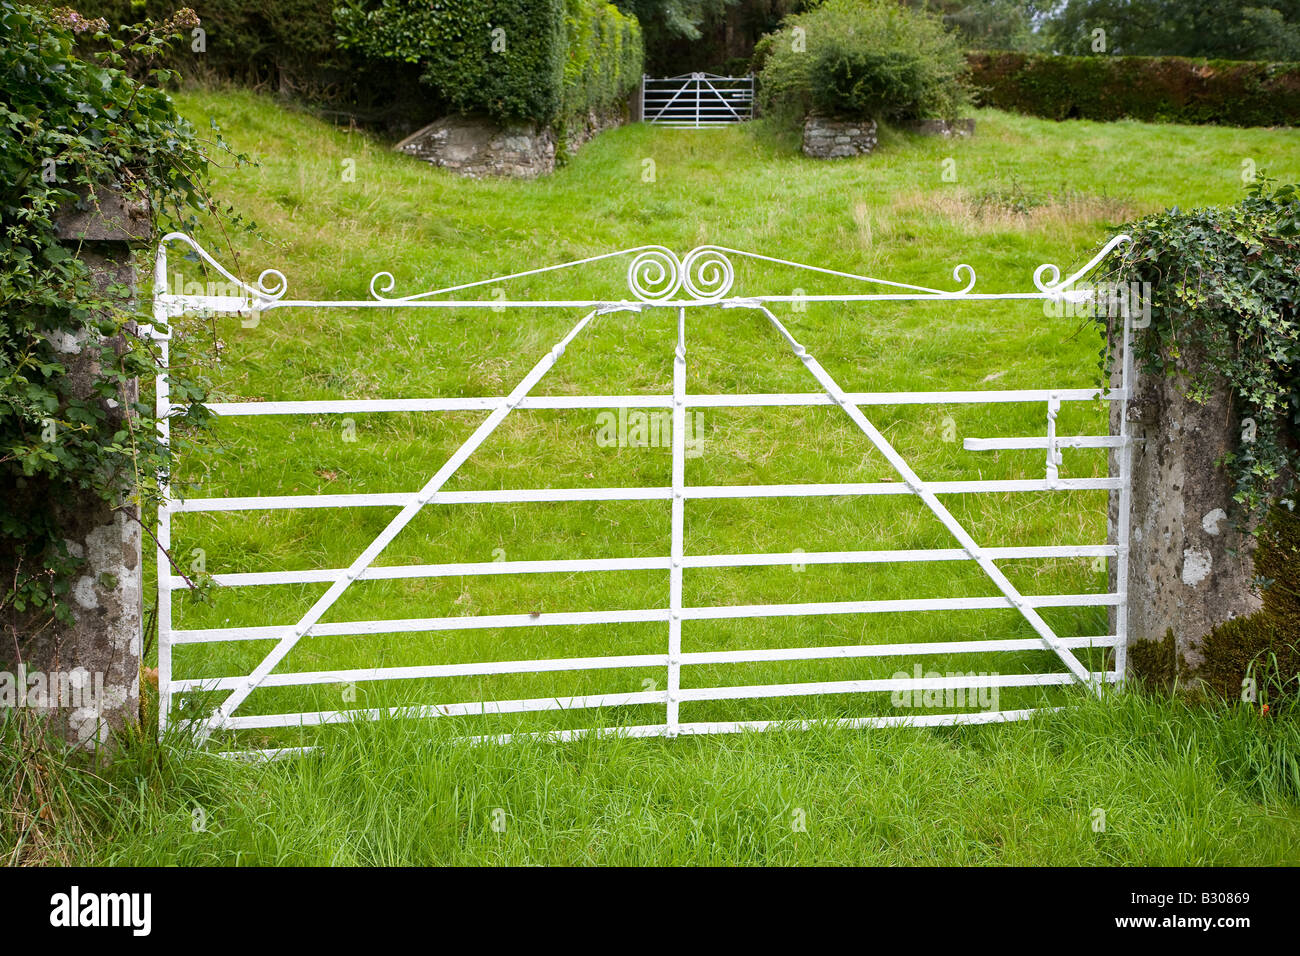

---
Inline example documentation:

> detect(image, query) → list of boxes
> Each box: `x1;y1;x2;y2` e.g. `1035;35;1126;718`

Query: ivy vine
1100;178;1300;516
1;4;242;621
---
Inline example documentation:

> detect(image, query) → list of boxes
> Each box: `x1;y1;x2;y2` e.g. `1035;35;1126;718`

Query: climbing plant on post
0;4;234;748
1101;179;1300;696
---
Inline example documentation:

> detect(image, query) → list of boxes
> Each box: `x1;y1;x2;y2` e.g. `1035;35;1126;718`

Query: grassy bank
5;690;1298;865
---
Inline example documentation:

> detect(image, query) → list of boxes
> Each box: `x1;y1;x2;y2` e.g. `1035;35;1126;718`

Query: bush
1;3;221;619
559;0;645;121
755;0;970;125
335;0;643;126
968;51;1300;128
812;49;929;122
44;0;352;85
52;1;643;131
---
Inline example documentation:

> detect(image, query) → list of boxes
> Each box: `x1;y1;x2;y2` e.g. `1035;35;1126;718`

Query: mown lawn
14;90;1300;865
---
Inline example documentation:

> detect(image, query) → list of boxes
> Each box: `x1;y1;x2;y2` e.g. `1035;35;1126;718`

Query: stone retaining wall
395;104;628;179
801;115;879;158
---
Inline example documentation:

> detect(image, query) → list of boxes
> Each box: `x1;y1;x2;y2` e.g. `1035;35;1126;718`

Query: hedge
559;0;643;122
335;0;643;125
54;1;643;128
48;1;364;88
968;51;1300;127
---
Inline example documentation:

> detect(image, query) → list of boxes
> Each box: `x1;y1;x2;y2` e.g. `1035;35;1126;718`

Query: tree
1047;0;1300;60
909;1;1054;51
614;0;732;40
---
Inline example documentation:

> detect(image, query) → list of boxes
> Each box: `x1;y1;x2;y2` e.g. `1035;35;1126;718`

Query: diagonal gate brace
743;303;1098;691
197;306;623;739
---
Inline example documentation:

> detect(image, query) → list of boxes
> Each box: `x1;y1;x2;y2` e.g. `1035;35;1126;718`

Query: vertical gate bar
1045;395;1061;486
1113;303;1135;681
153;243;173;733
667;306;687;735
694;76;701;129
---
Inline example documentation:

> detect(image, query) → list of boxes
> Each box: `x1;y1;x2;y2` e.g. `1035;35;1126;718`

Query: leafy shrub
755;0;970;124
559;0;645;121
47;2;471;126
968;51;1300;128
63;0;643;126
812;49;929;122
40;0;369;89
1;3;222;618
335;0;643;126
1102;179;1300;515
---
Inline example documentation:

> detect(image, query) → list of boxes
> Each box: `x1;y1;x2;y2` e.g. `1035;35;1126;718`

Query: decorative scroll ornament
159;233;1133;310
1033;234;1132;299
681;248;735;300
626;248;683;301
624;247;736;302
158;232;288;307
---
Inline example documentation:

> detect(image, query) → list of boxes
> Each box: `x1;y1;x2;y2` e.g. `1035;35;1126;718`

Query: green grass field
8;91;1300;865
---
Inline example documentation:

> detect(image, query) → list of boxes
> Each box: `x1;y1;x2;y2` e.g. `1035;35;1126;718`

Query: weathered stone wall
395;115;556;179
0;190;147;749
1113;346;1264;673
395;104;628;178
559;105;628;158
801;115;879;158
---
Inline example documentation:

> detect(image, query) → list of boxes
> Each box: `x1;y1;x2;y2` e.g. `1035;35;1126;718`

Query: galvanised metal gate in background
149;234;1136;755
641;73;754;127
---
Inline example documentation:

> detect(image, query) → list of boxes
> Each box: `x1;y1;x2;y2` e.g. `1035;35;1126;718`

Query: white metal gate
641;73;754;127
149;235;1135;755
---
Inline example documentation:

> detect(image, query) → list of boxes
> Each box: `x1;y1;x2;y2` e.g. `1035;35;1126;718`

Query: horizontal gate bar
214;671;1105;731
184;555;671;587
199;387;1121;417
686;478;1120;497
164;293;1143;311
170;593;1117;644
218;708;1056;756
171;634;1116;693
681;634;1115;665
171;545;1117;588
174;652;670;692
676;671;1099;704
964;436;1123;450
170;478;1122;512
173;608;673;643
222;689;668;729
679;593;1118;621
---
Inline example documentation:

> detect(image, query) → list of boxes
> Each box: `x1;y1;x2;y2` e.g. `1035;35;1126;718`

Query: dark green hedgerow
968;51;1300;128
34;0;431;121
38;0;351;85
334;0;643;125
